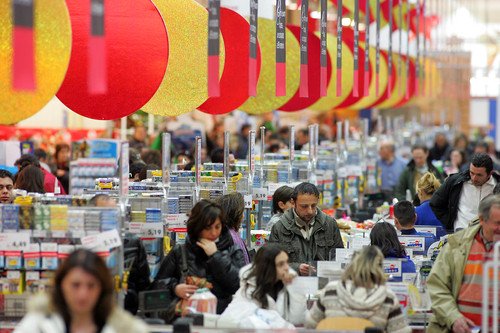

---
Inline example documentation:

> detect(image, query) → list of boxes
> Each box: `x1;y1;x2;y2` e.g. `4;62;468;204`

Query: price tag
165;214;189;229
335;248;354;263
337;167;347;178
7;271;21;280
347;165;363;177
51;231;67;238
415;227;437;236
244;194;253;209
141;223;164;238
253;188;268;201
383;260;403;278
0;232;30;251
32;230;48;238
70;230;86;238
398;236;426;252
26;271;40;281
81;229;122;251
349;237;370;250
128;222;144;234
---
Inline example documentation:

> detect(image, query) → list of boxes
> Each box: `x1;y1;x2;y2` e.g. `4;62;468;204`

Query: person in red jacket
14;154;66;195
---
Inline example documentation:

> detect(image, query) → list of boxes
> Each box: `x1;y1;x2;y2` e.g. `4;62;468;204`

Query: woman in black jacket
151;200;245;319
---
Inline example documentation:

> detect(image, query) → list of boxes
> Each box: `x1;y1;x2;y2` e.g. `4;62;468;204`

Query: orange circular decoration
0;0;71;125
278;25;332;112
198;8;261;115
56;0;168;120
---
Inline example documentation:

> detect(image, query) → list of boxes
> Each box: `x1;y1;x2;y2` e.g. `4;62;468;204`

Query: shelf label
141;223;164;238
81;229;122;251
0;233;30;251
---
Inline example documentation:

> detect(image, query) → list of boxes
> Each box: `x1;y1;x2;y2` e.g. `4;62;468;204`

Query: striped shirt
458;232;498;327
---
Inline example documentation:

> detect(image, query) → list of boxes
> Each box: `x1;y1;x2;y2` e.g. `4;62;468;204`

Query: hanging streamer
398;0;403;96
415;0;420;96
249;0;258;96
375;0;381;96
320;0;327;97
276;0;286;96
88;0;106;94
300;0;309;97
405;0;411;100
12;0;35;91
353;0;359;97
363;0;370;96
422;0;426;96
387;0;393;98
207;0;221;97
336;0;342;97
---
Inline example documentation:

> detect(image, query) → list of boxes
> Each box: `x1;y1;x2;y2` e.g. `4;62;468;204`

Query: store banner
88;0;106;94
415;0;420;96
299;0;309;97
208;0;221;97
275;0;286;96
353;0;359;97
12;0;35;91
320;0;327;97
387;0;393;98
336;0;342;97
363;0;370;96
375;0;380;96
249;0;258;96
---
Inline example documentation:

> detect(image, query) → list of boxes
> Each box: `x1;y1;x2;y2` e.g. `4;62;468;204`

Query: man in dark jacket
430;153;499;232
395;144;445;202
269;182;344;276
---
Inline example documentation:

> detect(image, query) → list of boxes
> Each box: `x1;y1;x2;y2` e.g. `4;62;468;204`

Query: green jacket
268;208;344;273
426;223;481;333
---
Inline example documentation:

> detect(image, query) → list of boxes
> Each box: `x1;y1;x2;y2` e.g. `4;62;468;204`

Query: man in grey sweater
269;182;344;276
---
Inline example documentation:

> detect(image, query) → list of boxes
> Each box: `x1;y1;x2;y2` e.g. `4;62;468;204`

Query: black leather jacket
123;233;151;315
151;227;245;314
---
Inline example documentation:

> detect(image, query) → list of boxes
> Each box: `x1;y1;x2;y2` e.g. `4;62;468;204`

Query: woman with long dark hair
370;222;416;282
15;249;147;333
14;165;45;194
219;244;306;328
151;200;245;322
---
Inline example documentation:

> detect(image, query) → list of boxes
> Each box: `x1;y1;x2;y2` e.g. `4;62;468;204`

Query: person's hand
299;264;316;276
280;271;296;284
452;316;475;333
196;238;218;256
175;284;198;299
56;169;66;177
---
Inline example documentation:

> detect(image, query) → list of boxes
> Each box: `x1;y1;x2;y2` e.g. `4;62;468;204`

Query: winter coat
430;170;500;231
306;280;411;333
14;294;148;333
426;223;481;333
395;160;445;202
269;208;344;273
123;233;151;315
151;226;245;314
219;264;306;328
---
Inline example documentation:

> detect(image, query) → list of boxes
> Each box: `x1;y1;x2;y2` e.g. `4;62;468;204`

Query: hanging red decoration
56;0;168;120
198;8;262;115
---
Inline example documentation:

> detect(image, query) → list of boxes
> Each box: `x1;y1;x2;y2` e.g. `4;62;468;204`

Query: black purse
160;245;189;323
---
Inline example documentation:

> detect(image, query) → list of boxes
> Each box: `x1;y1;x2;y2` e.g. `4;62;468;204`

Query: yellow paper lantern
0;0;71;124
375;53;406;109
309;33;353;112
239;19;300;115
141;0;225;116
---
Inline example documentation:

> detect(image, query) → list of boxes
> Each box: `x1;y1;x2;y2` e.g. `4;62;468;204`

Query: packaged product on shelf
0;271;25;294
145;208;162;223
0;250;4;269
41;243;58;270
84;210;102;233
23;244;41;270
101;209;119;231
33;205;50;231
2;205;19;231
67;209;85;237
58;244;75;263
95;247;116;270
49;205;69;232
18;205;33;231
5;250;22;270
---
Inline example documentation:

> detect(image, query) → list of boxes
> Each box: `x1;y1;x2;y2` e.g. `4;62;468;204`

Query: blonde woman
306;246;411;333
415;172;444;228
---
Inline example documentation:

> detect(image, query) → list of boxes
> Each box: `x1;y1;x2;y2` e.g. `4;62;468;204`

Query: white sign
398;236;426;252
165;214;189;229
128;222;144;234
253;188;268;201
141;223;164;238
0;233;30;251
317;261;342;278
244;195;253;209
383;260;403;278
81;229;122;251
335;248;355;263
289;277;319;296
349;237;370;250
415;227;437;236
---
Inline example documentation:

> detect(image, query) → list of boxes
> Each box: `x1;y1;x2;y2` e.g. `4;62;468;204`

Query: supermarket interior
1;0;500;332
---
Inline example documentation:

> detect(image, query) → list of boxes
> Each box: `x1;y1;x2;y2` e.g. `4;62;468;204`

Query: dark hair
272;186;294;214
298;128;309;137
450;149;466;167
244;244;285;309
241;123;251;132
130;161;146;179
141;150;162;166
186;200;224;241
470;153;494;174
474;141;489;152
216;193;244;231
34;148;47;161
55;143;70;162
210;148;224;163
128;148;143;164
291;182;319;201
393;201;416;228
14;165;45;193
52;249;114;328
0;169;14;182
15;154;40;169
138;164;159;181
370;222;407;258
411;144;428;154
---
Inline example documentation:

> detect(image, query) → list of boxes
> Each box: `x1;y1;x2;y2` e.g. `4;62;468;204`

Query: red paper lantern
56;0;168;120
198;8;261;115
278;25;332;112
